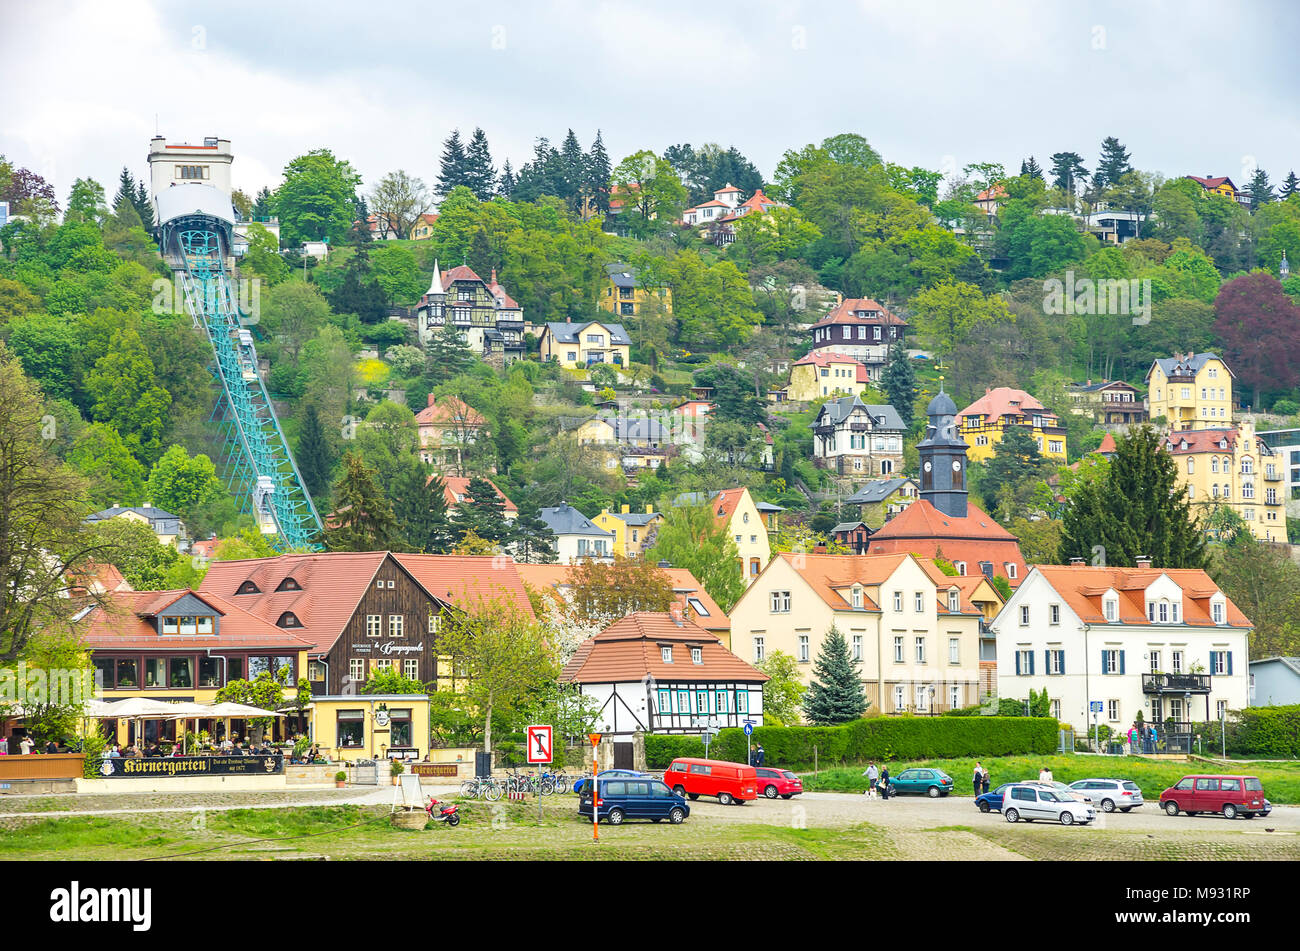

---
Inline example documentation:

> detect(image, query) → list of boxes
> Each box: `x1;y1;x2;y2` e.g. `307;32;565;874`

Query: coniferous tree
296;403;334;503
510;500;558;564
463;127;497;200
436;129;468;197
394;466;456;554
585;131;611;213
1280;170;1299;200
880;340;917;427
322;452;400;552
252;186;274;218
453;476;512;545
133;180;154;230
328;241;387;321
1246;167;1273;209
114;167;136;211
1049;152;1089;194
802;626;868;725
1020;156;1044;181
1059;427;1207;569
498;160;516;199
558;128;585;209
1094;136;1133;189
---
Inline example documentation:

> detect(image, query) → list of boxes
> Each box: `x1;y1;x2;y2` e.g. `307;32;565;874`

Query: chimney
669;603;684;627
1135;555;1153;568
621;504;629;514
646;504;654;514
1069;557;1085;567
428;393;437;407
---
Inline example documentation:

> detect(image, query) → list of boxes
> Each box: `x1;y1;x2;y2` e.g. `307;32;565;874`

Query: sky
2;0;1299;203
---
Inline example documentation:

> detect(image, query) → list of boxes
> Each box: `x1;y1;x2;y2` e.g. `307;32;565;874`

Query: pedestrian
0;736;9;755
973;761;983;796
879;766;891;801
754;744;765;768
45;740;59;755
981;766;990;795
19;735;35;755
1038;765;1053;782
864;762;879;798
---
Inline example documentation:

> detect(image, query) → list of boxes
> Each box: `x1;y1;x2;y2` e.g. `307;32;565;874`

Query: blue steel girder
170;226;323;550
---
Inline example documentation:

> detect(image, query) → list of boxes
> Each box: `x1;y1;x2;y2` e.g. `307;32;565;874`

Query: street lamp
929;685;936;717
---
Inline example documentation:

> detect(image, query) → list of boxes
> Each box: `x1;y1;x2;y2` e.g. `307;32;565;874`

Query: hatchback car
755;767;803;799
1002;783;1096;825
1158;774;1270;819
577;777;689;825
889;768;954;797
1069;778;1144;813
571;768;644;796
975;782;1017;813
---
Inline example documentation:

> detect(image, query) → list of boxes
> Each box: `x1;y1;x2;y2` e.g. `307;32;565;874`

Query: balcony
1141;673;1211;694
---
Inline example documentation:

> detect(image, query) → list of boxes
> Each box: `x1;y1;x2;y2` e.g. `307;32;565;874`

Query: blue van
577;777;690;825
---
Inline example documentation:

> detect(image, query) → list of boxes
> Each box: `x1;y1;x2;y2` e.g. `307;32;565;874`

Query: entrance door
613;742;634;770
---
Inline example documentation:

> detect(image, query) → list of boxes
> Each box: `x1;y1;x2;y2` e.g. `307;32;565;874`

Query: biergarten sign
378;641;423;656
97;755;284;778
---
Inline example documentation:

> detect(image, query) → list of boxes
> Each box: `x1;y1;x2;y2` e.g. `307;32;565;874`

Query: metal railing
1141;673;1211;693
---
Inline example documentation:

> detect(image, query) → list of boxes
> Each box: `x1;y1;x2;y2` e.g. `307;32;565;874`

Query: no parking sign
526;724;553;764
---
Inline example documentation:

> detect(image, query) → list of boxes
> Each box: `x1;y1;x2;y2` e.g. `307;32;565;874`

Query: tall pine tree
498;160;516;199
452;476;511;545
296;403;334;504
510;499;558;564
585;130;611;213
394;466;456;554
1246;167;1273;209
802;626;868;725
880;340;917;427
436;129;469;197
463;127;497;200
321;452;400;552
1094;136;1133;189
1020;156;1044;181
133;179;154;230
558;129;585;210
1049;152;1089;194
114;167;136;211
1280;170;1299;200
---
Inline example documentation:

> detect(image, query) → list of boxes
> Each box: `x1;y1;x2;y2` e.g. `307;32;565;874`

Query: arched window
276;612;301;628
236;580;260;595
275;577;301;592
1211;457;1219;473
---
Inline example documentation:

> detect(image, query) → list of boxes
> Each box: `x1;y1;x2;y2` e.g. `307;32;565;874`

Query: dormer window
691;647;702;664
1103;598;1117;622
661;646;673;664
948;589;960;613
275;577;301;592
236;581;260;595
277;612;301;628
852;587;863;609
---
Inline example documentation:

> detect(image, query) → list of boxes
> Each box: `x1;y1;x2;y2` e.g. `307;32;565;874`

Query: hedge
1228;705;1300;758
645;717;1058;771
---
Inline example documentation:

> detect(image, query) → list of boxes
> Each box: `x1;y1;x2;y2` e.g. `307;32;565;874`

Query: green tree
462;129;497;201
216;670;293;736
909;280;1012;374
802;626;868;725
1059;426;1206;568
321;452;400;552
880;340;917;427
64;177;108;225
1093;136;1133;189
1210;515;1300;658
755;650;807;726
981;425;1049;516
393;465;456;554
563;556;675;630
296;403;334;504
362;669;429;694
368;169;431;237
509;499;558;564
5;312;80;402
274;148;362;247
436;129;469;197
239;223;289;284
86;517;182;590
452;476;512;546
437;598;558;755
83;327;171;463
145;445;222;520
66;423;147;509
647;503;744;612
610;150;687;236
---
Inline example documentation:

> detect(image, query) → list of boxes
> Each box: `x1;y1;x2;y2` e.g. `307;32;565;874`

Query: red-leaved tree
1212;273;1300;408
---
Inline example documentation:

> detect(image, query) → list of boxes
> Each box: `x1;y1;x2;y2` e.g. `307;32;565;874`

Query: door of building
613;741;634;770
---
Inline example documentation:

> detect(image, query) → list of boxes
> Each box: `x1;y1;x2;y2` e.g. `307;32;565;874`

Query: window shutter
1209;651;1217;674
1029;652;1036;676
1015;652;1021;676
1227;652;1233;676
1119;650;1126;675
1044;650;1051;675
1060;652;1065;676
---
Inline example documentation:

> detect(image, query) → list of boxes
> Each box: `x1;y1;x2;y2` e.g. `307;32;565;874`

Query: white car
1002;783;1096;825
1069;778;1144;813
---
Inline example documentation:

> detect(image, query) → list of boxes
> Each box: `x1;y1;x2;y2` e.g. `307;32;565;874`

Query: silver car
1002;783;1096;825
1069;778;1144;813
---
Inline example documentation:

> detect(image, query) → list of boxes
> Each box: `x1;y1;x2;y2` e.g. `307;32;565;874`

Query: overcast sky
3;0;1298;203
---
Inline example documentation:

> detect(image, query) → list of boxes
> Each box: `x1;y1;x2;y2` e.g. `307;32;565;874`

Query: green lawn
801;754;1300;803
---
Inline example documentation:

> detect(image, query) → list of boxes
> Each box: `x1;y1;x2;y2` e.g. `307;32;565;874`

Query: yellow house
593;505;663;557
601;262;672;321
1146;352;1234;430
409;213;438;240
956;386;1067;462
674;486;771;586
728;552;985;713
785;352;871;402
1184;175;1243;202
1162;419;1288;542
539;320;632;370
306;694;432;763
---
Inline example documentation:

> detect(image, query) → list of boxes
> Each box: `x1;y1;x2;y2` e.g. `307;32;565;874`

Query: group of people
97;737;281;760
747;744;765;768
0;736;69;755
862;762;890;799
974;762;993;794
1127;722;1158;754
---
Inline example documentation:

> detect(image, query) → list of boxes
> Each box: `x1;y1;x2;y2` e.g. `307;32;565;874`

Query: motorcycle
425;797;460;827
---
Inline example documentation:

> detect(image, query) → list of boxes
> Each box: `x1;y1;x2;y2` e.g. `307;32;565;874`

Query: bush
1228;705;1300;757
80;729;107;778
645;734;706;769
1272;399;1299;416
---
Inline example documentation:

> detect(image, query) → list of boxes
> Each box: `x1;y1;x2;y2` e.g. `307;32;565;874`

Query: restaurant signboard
97;755;285;778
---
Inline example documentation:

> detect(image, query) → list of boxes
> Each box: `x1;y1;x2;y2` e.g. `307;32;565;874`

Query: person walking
879;766;891;801
864;762;879;798
973;762;983;796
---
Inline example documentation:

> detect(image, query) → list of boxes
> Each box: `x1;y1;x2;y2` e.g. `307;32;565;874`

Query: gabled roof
811;298;907;330
956;387;1055;423
1070;379;1137;393
832;521;872;534
86;506;182;530
793;351;870;382
1149;352;1229;380
867;500;1027;581
771;551;976;614
816;396;906;430
1096;433;1118;455
1185;175;1237;191
1163;428;1239;454
1029;565;1250;629
1249;656;1300;677
543;321;632;346
559;613;764;685
437;476;517;514
515;564;727;634
441;264;485;285
539;504;614;538
393;554;534;618
486;268;520;309
846;477;917;505
78;589;314;651
975;184;1008;202
415;395;486;428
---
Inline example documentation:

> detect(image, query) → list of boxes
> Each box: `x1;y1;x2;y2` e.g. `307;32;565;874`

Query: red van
1158;774;1271;819
662;757;758;805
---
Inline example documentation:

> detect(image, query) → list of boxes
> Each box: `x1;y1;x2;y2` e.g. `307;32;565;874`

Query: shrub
1228;705;1300;757
335;771;347;783
1272;399;1299;416
80;729;107;778
644;734;705;769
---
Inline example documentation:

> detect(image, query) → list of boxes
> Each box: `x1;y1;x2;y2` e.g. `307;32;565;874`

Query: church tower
916;386;969;518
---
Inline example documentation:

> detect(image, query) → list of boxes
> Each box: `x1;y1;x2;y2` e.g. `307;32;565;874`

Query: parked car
1158;774;1270;819
662;757;758;805
755;767;803;799
1030;780;1093;803
1002;783;1096;825
889;768;954;798
975;782;1017;813
1069;778;1144;813
572;769;644;796
577;777;689;825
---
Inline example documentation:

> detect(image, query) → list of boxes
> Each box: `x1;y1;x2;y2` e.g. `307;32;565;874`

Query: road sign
1089;701;1104;714
743;722;754;737
526;725;553;765
589;733;601;747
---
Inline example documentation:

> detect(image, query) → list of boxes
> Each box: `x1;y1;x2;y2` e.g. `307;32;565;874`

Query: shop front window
389;708;413;748
337;710;364;748
116;659;138;688
169;657;193;688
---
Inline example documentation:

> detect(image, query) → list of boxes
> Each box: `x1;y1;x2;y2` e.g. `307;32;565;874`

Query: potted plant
335;770;348;788
390;759;405;785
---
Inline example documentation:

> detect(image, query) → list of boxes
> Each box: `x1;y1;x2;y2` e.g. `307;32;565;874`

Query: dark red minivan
1158;774;1270;819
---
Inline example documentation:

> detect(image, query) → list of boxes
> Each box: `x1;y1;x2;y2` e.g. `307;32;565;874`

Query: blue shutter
1227;652;1233;676
1059;651;1066;676
1029;652;1036;676
1044;650;1051;675
1119;650;1126;675
1102;650;1109;675
1015;652;1021;676
1209;651;1218;675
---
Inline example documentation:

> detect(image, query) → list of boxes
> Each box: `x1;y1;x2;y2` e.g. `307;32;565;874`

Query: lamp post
929;685;936;717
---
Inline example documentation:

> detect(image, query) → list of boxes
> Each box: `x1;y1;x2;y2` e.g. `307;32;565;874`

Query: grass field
801;754;1300;802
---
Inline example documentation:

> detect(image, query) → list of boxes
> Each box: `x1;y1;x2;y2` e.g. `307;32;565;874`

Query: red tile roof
441;264;484;285
1031;565;1250;629
487;268;520;309
515;564;728;634
867;500;1027;582
710;487;750;526
415;395;486;428
1186;175;1236;191
811;298;907;330
394;554;534;619
1096;433;1118;454
436;476;517;514
78;589;314;651
956;387;1056;425
558;613;765;684
1162;429;1239;454
975;184;1008;202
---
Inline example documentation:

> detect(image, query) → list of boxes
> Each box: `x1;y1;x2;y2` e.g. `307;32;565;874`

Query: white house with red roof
993;562;1252;737
808;298;907;379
